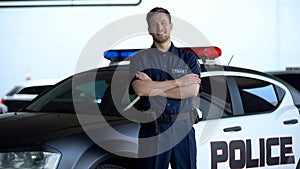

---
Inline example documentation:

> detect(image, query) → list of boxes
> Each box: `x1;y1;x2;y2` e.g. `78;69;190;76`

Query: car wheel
96;164;127;169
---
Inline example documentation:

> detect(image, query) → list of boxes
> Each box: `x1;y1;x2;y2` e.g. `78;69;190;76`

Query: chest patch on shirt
172;68;187;74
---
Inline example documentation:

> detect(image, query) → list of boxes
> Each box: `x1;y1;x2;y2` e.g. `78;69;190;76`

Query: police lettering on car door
210;137;295;169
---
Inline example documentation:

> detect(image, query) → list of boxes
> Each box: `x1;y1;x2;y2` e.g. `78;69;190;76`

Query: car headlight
0;151;61;169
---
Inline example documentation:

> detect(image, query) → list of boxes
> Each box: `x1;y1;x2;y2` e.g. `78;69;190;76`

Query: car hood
0;112;128;149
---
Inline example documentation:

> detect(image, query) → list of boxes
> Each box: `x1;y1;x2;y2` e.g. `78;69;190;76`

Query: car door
194;72;300;169
228;73;300;169
194;73;246;169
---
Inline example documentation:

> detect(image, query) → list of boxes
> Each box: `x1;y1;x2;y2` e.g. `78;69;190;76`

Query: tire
96;164;127;169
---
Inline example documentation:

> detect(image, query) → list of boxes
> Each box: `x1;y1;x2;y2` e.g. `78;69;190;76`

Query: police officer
130;7;201;169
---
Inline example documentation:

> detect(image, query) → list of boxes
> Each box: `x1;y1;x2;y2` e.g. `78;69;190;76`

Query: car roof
87;63;278;80
5;79;61;96
15;79;60;88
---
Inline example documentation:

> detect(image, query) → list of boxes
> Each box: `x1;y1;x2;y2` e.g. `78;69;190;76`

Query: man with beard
130;7;201;169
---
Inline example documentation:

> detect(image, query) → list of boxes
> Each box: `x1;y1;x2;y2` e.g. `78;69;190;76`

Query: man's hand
136;72;152;81
132;71;177;97
176;73;201;87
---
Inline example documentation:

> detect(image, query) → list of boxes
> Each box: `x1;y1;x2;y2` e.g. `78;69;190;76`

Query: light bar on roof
181;46;222;59
104;46;222;63
104;49;140;61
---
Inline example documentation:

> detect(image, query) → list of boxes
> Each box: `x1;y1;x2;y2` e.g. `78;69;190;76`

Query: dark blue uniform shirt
130;43;201;115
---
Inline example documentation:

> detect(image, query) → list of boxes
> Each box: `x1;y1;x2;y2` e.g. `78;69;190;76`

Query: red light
0;99;4;104
181;46;222;59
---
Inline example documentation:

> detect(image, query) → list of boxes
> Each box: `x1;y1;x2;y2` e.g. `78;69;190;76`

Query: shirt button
167;103;170;106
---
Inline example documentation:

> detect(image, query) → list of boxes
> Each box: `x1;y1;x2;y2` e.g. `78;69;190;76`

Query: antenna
227;55;234;66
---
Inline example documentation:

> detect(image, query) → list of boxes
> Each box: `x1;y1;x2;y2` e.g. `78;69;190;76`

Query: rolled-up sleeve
129;53;143;95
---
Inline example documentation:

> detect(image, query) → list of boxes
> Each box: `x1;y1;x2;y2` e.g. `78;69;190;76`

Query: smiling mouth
151;29;165;35
156;31;165;36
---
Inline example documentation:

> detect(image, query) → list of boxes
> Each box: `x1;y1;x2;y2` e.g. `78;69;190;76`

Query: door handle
223;126;242;132
283;119;298;125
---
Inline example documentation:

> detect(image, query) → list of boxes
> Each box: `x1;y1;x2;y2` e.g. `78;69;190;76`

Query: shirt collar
150;42;178;54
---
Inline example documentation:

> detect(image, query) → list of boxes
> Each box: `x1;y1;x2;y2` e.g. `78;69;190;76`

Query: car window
234;76;285;114
199;76;232;120
18;85;53;95
25;70;130;115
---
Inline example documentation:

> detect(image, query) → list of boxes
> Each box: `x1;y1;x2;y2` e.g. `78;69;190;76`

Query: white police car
1;79;59;112
0;47;299;169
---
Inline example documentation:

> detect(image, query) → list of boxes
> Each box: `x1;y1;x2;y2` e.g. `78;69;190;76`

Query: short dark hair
146;7;171;24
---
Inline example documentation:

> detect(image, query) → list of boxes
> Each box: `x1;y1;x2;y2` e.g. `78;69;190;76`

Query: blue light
104;49;140;61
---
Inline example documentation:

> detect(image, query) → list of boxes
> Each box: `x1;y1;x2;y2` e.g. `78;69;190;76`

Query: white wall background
0;0;300;97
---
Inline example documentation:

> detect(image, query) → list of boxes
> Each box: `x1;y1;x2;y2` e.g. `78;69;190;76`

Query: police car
0;47;299;169
1;79;59;112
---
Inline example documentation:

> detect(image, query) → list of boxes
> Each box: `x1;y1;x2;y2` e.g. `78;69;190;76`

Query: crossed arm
132;72;201;99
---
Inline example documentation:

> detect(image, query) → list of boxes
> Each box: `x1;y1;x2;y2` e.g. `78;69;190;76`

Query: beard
151;33;170;44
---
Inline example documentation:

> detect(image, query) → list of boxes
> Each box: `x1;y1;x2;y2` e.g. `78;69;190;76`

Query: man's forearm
162;83;200;99
132;72;200;97
132;79;178;96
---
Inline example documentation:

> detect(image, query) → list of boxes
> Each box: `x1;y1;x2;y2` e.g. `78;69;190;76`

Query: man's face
148;13;173;44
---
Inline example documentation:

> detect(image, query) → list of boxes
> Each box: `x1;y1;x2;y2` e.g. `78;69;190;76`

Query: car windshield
24;69;132;116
